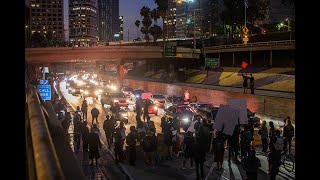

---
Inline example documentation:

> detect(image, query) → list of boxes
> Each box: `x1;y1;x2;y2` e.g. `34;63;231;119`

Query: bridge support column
232;52;235;67
250;51;252;64
270;50;273;67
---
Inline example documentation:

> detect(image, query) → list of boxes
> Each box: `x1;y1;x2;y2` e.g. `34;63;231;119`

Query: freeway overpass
25;46;200;64
25;41;294;64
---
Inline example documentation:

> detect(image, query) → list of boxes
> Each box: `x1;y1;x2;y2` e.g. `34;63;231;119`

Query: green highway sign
205;58;220;68
164;43;177;57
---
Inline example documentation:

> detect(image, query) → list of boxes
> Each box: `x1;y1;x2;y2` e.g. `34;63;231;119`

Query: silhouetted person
91;107;99;125
249;74;255;94
81;99;88;120
81;121;90;152
126;126;138;166
242;150;261;180
242;73;249;93
88;128;101;166
103;115;114;147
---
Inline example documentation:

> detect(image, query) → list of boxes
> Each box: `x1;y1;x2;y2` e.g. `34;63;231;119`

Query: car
189;102;215;113
164;95;188;109
130;89;145;102
100;91;129;107
164;105;196;131
81;83;103;98
68;82;81;95
133;37;142;42
150;93;166;108
141;99;158;115
121;87;133;97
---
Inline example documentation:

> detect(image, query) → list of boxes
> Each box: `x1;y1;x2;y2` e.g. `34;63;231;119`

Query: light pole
286;18;291;41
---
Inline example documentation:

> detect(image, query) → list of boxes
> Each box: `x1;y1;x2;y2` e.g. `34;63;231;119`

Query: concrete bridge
25;46;200;64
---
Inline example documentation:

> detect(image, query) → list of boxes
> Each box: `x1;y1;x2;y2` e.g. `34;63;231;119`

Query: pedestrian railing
25;74;86;180
205;40;295;50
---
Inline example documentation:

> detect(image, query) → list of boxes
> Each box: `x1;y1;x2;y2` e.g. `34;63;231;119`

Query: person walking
182;131;195;169
88;128;102;166
81;99;88;120
282;119;294;155
242;150;261;180
242;73;249;93
91;107;99;125
249;74;255;94
126;126;138;166
258;121;269;153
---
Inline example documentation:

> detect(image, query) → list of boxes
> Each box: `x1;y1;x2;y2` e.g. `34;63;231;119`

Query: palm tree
135;20;141;39
140;6;152;42
154;0;168;42
150;8;160;24
150;24;163;46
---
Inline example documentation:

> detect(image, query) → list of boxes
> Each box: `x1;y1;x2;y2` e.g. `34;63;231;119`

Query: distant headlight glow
154;106;158;110
182;117;189;123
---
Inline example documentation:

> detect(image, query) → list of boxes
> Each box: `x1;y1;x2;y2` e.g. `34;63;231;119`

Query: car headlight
154;106;158;110
114;99;119;102
121;113;128;117
126;99;129;102
67;83;70;86
95;90;99;95
155;100;158;103
72;89;76;92
182;117;189;123
98;89;103;93
84;91;88;95
136;95;140;98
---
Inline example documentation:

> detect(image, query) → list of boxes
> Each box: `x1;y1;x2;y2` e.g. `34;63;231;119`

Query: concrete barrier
123;78;295;123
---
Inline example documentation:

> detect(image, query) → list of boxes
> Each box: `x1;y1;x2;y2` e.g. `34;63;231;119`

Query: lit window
31;4;35;7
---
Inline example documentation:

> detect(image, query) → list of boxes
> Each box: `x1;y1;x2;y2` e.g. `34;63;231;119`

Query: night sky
120;0;160;41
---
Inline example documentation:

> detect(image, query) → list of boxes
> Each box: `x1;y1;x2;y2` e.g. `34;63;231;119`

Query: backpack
126;133;135;146
274;137;284;151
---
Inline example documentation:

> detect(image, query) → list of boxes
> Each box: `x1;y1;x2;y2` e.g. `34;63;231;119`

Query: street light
279;18;291;41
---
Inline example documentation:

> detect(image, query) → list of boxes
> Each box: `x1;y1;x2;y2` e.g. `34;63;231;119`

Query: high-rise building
119;16;123;40
111;0;119;41
69;0;98;45
25;0;31;47
30;0;65;41
164;0;176;39
98;0;112;42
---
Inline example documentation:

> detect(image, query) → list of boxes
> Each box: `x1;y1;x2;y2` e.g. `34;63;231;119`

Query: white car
150;93;166;108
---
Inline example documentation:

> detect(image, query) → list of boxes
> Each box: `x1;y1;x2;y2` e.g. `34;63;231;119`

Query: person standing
249;74;255;94
268;145;282;180
103;115;114;147
88;128;102;166
182;131;195;169
258;121;269;153
194;126;207;180
228;124;240;163
242;150;261;180
126;126;138;166
241;125;252;157
268;121;276;148
214;131;225;170
242;73;249;94
282;119;294;155
81;99;88;120
114;128;124;163
81;121;90;152
73;114;82;150
142;130;157;166
143;99;150;122
184;90;190;102
91;107;99;125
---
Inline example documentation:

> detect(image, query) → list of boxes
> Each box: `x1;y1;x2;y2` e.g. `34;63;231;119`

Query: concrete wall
123;78;295;123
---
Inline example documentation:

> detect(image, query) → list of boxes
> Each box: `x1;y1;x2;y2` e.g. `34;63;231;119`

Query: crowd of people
51;78;294;180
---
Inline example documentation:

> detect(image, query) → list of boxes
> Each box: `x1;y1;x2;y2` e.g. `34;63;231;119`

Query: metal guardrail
205;40;295;49
26;83;64;180
25;74;86;180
